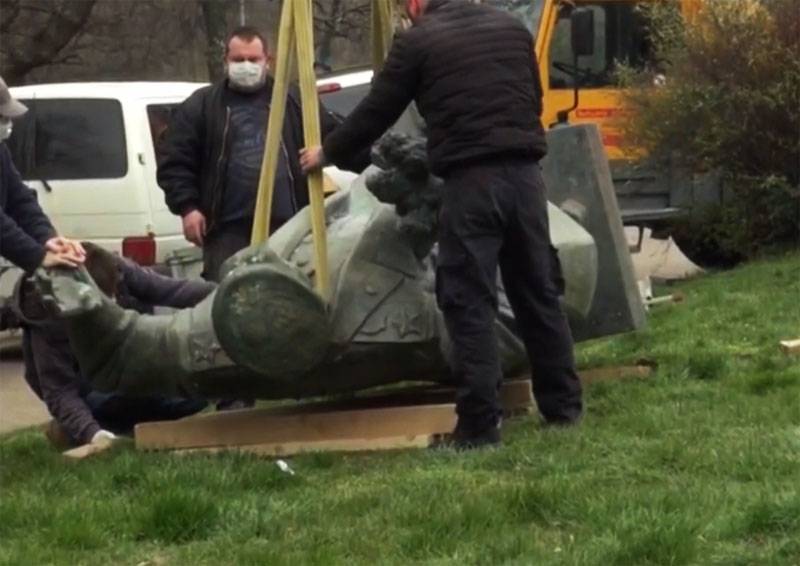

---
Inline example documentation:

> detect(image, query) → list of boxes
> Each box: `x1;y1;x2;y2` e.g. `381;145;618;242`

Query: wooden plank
579;365;652;384
136;380;533;455
780;339;800;356
62;437;116;460
138;365;658;457
499;379;534;415
176;434;433;458
646;292;685;307
136;403;457;451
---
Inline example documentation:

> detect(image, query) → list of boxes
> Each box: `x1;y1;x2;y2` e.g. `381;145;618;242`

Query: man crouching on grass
14;243;216;450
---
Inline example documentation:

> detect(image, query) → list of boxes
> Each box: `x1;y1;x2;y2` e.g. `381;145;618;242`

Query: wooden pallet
135;379;534;457
135;366;653;458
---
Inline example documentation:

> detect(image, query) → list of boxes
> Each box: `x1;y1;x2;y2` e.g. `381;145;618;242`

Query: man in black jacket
157;26;362;283
16;243;215;448
301;0;582;448
0;76;85;273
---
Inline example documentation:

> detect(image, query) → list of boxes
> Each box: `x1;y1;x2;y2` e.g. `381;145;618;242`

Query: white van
0;82;205;330
6;81;207;265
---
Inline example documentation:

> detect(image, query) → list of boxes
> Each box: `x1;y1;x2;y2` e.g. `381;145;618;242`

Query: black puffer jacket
323;0;547;176
0;144;56;272
157;78;367;232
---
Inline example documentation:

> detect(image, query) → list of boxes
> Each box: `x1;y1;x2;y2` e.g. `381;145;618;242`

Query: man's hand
299;146;326;174
46;236;86;261
182;209;207;246
41;250;83;269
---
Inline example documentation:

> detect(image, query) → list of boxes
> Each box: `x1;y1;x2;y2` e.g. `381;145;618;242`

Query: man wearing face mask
300;0;582;449
0;75;85;274
157;26;365;283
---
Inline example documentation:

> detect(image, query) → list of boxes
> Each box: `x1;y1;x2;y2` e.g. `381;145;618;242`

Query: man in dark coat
157;26;365;283
0;75;84;273
300;0;582;448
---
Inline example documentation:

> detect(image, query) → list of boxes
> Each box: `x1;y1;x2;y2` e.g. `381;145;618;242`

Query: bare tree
17;0;208;84
200;0;235;82
0;0;375;85
313;0;370;69
0;0;97;84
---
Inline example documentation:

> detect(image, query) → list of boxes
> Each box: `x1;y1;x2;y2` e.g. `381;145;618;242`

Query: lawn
1;253;798;565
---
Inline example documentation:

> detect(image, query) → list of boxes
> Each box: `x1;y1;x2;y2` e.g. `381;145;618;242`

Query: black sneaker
435;418;501;451
452;426;501;450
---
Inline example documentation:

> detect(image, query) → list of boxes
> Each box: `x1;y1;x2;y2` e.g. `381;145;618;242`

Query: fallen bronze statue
32;124;645;402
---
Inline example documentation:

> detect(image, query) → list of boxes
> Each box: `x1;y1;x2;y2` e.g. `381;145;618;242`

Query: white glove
91;430;117;444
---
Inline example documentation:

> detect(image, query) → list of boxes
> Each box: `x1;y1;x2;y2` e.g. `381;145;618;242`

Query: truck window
7;99;127;180
147;104;179;163
549;1;651;89
485;0;545;36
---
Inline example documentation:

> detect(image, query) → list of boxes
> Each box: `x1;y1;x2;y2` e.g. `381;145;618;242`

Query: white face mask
227;61;267;92
0;118;12;142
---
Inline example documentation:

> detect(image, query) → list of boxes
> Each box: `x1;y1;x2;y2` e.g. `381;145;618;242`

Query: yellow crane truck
325;1;709;229
489;0;707;228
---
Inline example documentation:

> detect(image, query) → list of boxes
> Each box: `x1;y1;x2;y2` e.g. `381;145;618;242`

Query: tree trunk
314;0;344;68
0;0;96;84
200;0;232;82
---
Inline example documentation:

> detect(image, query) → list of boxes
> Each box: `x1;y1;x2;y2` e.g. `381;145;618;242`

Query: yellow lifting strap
372;0;395;72
250;0;329;298
251;0;396;300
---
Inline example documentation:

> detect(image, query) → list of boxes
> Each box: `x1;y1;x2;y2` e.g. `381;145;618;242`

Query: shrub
619;0;800;262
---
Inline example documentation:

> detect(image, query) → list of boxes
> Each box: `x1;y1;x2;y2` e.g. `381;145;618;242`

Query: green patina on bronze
35;125;643;400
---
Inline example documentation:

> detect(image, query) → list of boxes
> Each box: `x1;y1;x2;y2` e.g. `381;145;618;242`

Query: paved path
0;352;49;435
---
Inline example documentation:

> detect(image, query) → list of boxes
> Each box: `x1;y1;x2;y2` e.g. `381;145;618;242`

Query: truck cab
491;0;708;224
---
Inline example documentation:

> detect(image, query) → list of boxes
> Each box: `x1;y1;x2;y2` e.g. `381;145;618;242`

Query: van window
320;83;372;119
7;98;127;180
146;104;179;163
549;1;651;89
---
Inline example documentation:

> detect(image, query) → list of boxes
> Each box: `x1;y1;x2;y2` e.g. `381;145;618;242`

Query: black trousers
436;158;582;429
202;218;254;283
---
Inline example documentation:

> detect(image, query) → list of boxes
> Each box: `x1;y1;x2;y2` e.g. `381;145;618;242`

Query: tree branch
0;0;96;83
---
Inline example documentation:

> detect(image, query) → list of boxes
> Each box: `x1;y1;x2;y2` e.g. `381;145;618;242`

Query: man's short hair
82;242;121;298
225;26;268;56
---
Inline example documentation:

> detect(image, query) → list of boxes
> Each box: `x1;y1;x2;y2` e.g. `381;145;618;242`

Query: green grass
1;253;799;565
